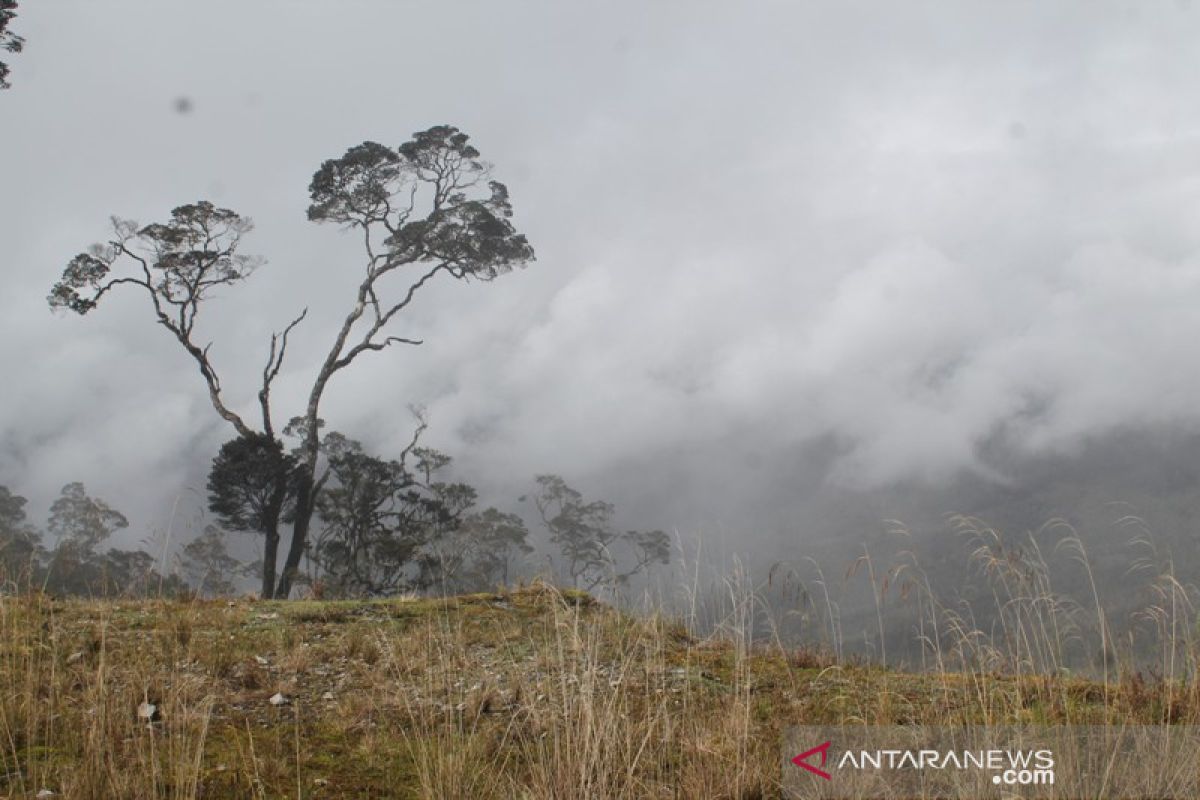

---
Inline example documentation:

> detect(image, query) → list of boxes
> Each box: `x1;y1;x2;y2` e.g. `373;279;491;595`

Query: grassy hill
1;584;1197;798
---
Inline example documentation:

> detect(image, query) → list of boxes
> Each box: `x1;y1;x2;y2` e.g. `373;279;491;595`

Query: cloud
5;1;1200;546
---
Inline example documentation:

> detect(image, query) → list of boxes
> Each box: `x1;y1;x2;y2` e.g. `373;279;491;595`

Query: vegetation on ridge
1;578;1197;799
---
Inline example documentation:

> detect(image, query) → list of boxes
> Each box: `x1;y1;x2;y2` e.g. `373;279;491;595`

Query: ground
1;584;1196;798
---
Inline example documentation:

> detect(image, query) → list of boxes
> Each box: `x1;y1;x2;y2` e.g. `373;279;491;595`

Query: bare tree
49;126;535;598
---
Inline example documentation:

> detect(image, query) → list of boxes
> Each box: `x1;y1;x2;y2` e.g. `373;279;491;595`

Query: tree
0;1;22;90
617;528;671;586
43;482;128;594
307;433;476;597
180;524;250;596
531;475;618;590
308;439;415;596
468;508;534;587
404;456;480;592
530;475;670;592
99;549;185;598
420;507;533;593
47;482;127;560
50;125;535;598
206;433;296;597
43;485;189;598
0;485;40;583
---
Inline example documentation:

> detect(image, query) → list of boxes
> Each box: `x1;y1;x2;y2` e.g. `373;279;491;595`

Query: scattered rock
269;692;290;706
137;702;160;722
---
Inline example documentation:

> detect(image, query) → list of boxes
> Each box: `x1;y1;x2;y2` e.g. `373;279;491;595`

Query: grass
0;536;1197;798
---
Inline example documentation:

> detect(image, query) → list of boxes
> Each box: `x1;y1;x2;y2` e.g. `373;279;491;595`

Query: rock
321;691;334;701
254;655;269;666
269;692;290;706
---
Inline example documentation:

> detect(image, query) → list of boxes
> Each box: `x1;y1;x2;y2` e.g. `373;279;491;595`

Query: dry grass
0;547;1196;799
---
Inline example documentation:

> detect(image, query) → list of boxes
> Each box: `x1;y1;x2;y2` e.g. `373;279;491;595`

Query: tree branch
323;262;444;375
167;331;253;438
259;307;308;437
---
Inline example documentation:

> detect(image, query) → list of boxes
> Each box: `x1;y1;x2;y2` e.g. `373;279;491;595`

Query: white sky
5;1;1200;547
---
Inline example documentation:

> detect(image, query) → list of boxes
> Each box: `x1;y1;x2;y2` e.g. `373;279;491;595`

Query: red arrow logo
792;740;833;780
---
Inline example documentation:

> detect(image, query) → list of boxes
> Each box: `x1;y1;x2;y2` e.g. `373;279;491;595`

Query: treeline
0;482;188;597
0;430;670;599
206;419;670;599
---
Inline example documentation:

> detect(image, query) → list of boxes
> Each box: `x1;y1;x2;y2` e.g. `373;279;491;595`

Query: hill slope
1;585;1196;798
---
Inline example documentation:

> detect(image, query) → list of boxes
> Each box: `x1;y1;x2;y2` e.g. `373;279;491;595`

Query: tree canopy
207;433;296;596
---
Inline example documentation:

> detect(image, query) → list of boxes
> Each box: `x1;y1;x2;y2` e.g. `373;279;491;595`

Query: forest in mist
6;415;1200;672
5;3;1200;666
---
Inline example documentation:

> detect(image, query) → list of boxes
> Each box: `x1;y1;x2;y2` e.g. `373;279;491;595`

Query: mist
4;2;1200;595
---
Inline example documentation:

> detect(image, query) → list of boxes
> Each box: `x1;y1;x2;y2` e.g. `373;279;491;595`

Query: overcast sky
5;1;1200;552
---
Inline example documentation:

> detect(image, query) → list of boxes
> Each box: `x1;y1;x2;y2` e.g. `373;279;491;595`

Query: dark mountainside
672;423;1200;667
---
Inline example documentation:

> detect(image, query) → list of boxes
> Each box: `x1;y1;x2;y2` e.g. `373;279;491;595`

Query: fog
5;2;1200;583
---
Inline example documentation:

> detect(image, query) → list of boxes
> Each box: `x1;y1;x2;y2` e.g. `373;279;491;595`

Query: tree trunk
259;479;289;598
261;527;279;599
274;286;366;599
273;469;313;599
